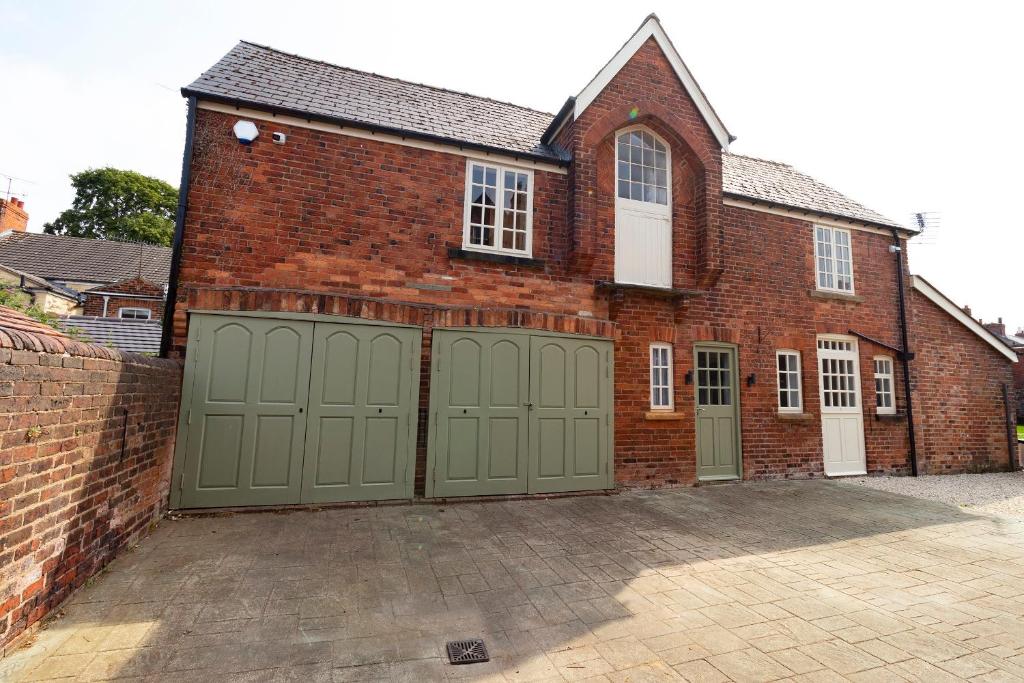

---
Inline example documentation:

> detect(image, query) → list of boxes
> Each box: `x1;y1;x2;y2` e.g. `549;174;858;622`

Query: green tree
43;168;178;246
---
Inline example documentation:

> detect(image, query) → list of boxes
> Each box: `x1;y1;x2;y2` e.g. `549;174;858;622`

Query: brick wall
0;311;181;653
909;292;1016;473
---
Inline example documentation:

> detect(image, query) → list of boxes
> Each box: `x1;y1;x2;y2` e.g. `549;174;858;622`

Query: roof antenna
910;211;941;245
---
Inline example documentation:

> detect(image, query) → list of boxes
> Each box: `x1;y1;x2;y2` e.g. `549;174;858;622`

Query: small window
463;160;532;256
118;307;151;320
874;356;895;414
814;225;854;293
616;129;669;205
650;344;673;410
776;350;802;412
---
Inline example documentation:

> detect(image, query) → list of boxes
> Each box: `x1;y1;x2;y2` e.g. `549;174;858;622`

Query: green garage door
175;315;419;508
429;330;613;497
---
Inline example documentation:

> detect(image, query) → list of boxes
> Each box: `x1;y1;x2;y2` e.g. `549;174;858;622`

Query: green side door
180;316;313;508
429;330;530;497
694;344;741;480
301;322;418;502
528;336;613;493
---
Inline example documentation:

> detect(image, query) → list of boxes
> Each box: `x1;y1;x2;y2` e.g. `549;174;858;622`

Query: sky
1;1;1021;332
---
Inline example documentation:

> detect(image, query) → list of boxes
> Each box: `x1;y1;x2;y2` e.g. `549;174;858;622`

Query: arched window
616;129;669;205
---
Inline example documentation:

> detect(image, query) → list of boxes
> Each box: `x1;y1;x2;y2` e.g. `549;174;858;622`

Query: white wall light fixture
233;120;259;144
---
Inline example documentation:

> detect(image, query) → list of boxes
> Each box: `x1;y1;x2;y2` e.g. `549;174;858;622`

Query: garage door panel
251;415;295;487
367;334;402;405
529;337;612;493
314;417;353;486
196;415;243;489
259;327;304;403
206;323;252;403
362;417;399;484
537;419;566;478
321;331;358;405
574;417;601;476
430;331;528;497
301;322;417;503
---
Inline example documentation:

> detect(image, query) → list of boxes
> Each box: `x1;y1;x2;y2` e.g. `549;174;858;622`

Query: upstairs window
463;161;532;256
616;129;668;206
776;350;802;412
874;356;895;414
118;307;151;320
650;344;673;410
814;226;854;293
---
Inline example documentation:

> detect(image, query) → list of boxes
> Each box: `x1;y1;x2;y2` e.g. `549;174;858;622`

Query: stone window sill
875;413;906;421
777;412;814;421
808;289;865;304
447;247;545;268
645;411;686;421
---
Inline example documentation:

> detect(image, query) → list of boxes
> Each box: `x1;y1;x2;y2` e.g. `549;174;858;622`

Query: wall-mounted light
684;370;693;385
233;120;259;144
746;373;757;387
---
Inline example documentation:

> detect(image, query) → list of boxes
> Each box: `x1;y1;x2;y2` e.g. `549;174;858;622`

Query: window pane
617;161;629;182
698;388;708;405
618;179;630;199
515;233;525;251
631;182;642;200
472;165;483;184
470;225;481;244
485;167;496;185
656;188;667;205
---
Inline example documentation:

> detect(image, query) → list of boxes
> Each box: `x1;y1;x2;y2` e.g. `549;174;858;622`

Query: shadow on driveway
6;480;1024;681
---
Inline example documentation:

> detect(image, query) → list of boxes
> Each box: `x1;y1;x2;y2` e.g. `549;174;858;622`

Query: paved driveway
4;481;1024;682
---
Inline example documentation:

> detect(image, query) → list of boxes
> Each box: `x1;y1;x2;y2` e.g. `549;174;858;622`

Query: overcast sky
2;1;1020;332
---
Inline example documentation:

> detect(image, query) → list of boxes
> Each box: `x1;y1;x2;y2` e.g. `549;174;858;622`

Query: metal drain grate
446;638;489;664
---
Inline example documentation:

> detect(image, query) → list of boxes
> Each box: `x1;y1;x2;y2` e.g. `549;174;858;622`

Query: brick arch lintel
581;100;714;172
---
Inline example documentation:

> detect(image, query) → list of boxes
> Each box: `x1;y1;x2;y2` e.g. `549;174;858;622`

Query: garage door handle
524;402;534;410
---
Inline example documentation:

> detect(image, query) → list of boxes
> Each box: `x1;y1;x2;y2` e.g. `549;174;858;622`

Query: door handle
524;402;534;410
696;407;706;414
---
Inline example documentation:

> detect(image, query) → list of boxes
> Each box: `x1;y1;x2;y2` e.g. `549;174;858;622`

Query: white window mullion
776;350;802;412
463;159;533;257
650;343;673;410
874;356;895;414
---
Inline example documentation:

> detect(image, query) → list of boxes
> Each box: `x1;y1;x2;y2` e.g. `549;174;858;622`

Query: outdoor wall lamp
684;370;693;385
746;373;757;387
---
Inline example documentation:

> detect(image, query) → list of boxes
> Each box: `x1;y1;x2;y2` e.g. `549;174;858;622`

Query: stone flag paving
3;480;1024;681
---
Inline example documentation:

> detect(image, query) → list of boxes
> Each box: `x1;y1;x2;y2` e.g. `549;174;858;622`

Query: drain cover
446;638;489;664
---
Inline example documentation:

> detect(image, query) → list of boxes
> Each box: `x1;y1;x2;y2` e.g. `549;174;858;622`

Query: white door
817;337;866;476
614;128;671;288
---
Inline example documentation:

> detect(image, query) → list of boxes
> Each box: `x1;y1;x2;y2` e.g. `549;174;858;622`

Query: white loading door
817;338;866;476
614;128;671;288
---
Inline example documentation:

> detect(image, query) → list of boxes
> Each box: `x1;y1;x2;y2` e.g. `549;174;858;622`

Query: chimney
983;317;1007;338
0;198;28;232
962;304;971;317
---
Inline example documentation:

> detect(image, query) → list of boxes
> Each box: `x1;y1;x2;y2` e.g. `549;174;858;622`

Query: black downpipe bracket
160;96;198;358
892;229;919;476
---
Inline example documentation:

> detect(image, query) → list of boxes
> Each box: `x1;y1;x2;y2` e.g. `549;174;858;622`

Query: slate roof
185;42;903;230
0;262;81;301
184;41;562;161
59;316;162;354
722;154;903;229
0;232;172;285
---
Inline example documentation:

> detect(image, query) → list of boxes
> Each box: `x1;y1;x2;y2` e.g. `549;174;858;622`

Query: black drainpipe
891;229;919;476
160;95;198;358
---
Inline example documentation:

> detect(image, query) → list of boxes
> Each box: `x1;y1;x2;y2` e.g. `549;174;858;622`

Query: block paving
4;480;1024;681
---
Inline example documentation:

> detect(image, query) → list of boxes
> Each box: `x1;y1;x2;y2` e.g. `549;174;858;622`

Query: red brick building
164;16;1016;508
81;276;166;321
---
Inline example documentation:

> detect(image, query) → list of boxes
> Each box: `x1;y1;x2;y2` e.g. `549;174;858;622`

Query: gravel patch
840;471;1024;518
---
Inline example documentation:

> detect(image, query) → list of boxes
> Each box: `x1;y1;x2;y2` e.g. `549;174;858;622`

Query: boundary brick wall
910;291;1017;473
0;315;181;653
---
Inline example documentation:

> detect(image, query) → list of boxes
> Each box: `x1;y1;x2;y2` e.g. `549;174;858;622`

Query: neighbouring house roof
184;40;563;162
0;232;172;286
0;262;81;302
910;276;1019;363
722;154;904;230
184;31;903;231
59;316;162;354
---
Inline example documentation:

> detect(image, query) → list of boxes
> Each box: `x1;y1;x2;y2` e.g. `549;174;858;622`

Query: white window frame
814;225;855;294
462;159;534;257
776;350;803;413
117;307;151;320
615;126;672;210
649;343;674;410
873;356;896;415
